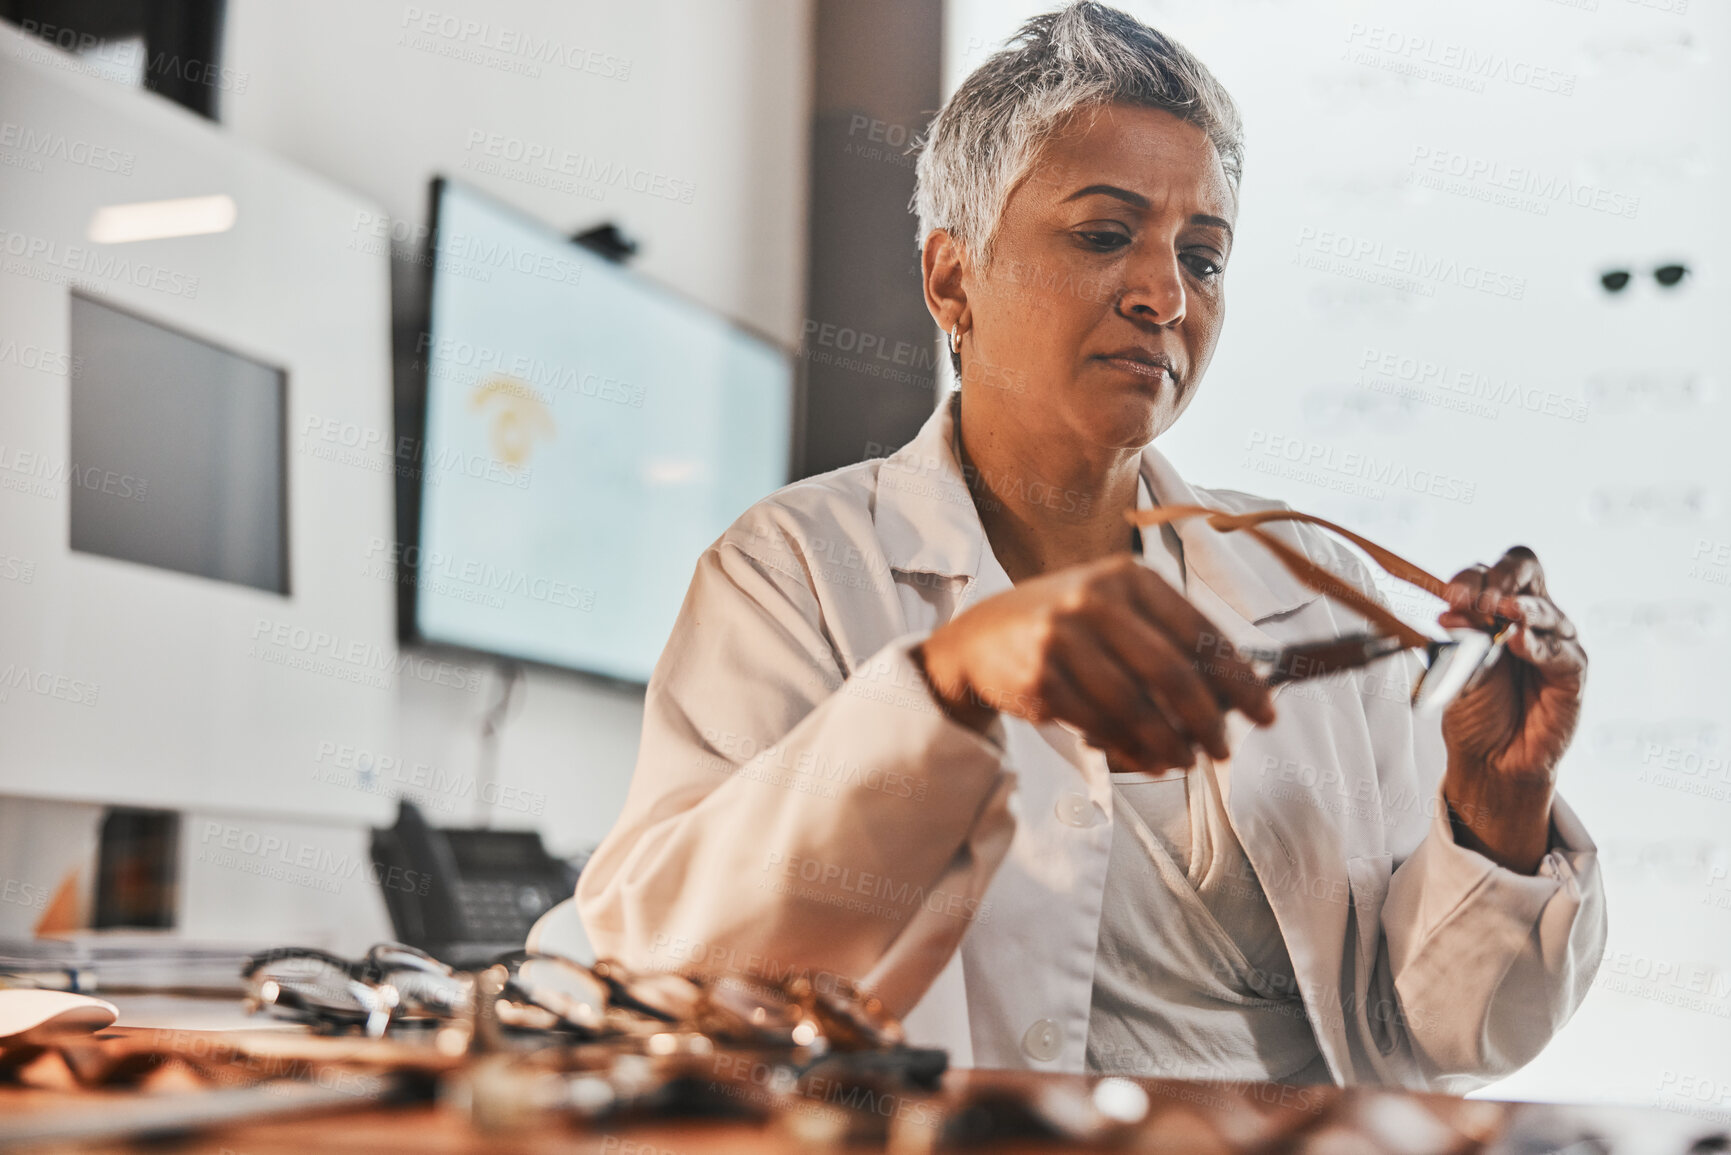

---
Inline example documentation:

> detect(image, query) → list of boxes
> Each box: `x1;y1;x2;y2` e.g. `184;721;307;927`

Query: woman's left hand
1438;546;1587;781
1435;546;1587;872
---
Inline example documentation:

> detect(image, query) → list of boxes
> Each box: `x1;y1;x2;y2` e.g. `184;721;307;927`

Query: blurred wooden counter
0;1026;1721;1154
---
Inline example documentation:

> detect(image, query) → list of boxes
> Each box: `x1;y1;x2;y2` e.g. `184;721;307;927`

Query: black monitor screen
68;292;288;594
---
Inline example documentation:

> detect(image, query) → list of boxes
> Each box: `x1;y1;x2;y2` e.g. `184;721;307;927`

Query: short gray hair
911;1;1243;273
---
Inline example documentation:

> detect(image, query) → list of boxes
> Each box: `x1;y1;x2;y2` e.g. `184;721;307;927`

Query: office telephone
369;800;579;968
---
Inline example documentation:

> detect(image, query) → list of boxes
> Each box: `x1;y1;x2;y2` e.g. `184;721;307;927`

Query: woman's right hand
912;553;1277;772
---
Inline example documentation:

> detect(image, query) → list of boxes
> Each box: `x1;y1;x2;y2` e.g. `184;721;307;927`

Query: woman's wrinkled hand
1436;545;1586;873
1437;545;1587;786
912;553;1277;774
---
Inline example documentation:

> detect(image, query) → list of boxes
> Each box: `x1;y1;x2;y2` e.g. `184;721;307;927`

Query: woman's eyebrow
1191;213;1234;241
1061;185;1234;239
1063;183;1149;209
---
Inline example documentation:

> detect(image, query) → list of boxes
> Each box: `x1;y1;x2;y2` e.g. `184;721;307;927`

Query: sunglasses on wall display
1125;504;1514;717
1599;263;1689;292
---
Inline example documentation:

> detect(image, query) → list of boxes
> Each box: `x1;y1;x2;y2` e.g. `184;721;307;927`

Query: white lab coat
574;391;1606;1092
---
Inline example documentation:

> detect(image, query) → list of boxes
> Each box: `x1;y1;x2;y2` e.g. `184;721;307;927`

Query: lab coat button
1021;1018;1062;1062
1055;792;1095;827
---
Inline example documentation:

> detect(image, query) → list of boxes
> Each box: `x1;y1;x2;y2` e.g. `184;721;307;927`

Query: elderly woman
574;1;1604;1090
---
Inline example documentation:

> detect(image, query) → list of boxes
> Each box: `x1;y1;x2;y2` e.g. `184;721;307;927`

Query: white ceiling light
87;195;237;244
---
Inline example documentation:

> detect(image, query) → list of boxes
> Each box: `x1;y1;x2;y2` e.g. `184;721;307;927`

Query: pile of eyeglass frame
240;942;978;1140
247;944;1645;1152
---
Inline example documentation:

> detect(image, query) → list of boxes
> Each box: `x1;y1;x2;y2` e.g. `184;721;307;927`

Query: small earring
949;325;963;355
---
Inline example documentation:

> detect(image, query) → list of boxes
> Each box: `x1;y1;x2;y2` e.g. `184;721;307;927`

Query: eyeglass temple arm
1125;503;1447;652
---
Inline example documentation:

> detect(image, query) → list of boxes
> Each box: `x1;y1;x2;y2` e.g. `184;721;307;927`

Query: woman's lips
1096;355;1174;386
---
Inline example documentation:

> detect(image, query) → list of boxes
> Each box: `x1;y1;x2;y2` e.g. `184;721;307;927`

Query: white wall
948;0;1729;1109
217;0;815;858
221;0;811;346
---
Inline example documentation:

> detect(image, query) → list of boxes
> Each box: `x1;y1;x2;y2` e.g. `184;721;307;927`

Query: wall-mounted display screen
412;179;793;682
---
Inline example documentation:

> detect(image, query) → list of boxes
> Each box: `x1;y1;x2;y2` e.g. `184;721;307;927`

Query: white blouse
1082;474;1329;1084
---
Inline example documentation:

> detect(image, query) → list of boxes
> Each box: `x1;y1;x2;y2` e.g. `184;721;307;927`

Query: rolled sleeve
1382;785;1606;1086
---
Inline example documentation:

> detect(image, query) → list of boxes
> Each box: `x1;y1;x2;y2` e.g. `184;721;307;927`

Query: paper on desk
0;990;118;1043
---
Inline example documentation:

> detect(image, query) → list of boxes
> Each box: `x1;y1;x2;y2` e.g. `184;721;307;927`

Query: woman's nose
1117;254;1187;327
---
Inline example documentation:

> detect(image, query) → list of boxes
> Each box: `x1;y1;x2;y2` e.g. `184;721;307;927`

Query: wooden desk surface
0;1027;1719;1154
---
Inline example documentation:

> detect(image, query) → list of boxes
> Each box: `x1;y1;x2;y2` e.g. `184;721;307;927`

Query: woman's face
949;102;1237;451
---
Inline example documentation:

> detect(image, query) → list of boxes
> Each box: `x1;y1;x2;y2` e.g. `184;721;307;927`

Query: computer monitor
68;292;289;595
408;178;794;683
0;27;398;821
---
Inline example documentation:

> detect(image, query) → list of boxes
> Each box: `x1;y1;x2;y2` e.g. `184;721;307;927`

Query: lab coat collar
873;391;988;582
1138;444;1321;629
874;391;1321;630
